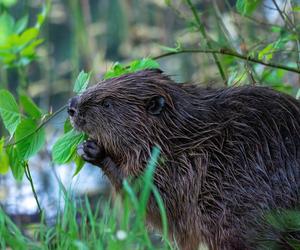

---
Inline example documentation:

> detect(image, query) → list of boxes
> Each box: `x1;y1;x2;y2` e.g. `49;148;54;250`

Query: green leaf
19;28;39;45
236;0;261;15
2;53;16;64
292;6;300;12
164;0;171;5
72;153;85;176
15;15;28;34
0;90;21;136
20;94;42;119
103;62;126;79
36;1;50;28
258;36;291;62
15;119;45;159
138;147;161;217
129;58;160;72
52;129;85;164
0;12;15;45
0;0;17;7
0;138;9;174
20;38;43;57
104;58;160;80
64;118;73;133
6;145;24;181
271;26;282;33
73;70;91;94
258;43;274;61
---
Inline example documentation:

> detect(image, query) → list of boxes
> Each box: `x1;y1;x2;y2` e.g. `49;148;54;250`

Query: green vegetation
0;148;173;250
0;0;300;249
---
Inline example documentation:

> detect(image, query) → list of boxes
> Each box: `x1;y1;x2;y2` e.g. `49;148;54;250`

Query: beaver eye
102;98;112;109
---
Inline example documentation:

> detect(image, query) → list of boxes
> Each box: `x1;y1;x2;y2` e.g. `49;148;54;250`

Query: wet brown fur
72;69;300;250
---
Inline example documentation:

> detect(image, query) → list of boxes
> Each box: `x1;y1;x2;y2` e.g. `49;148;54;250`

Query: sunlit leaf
258;43;274;61
271;26;282;33
0;12;15;45
15;119;45;159
73;70;91;93
52;129;85;164
292;6;300;12
236;0;261;15
14;15;28;34
0;138;9;174
19;94;42;119
6;145;24;181
0;90;21;136
36;1;50;28
138;147;160;216
0;0;17;7
64;118;73;133
73;153;85;176
104;58;160;80
2;53;16;64
130;58;160;72
20;39;43;57
104;62;125;79
19;28;38;45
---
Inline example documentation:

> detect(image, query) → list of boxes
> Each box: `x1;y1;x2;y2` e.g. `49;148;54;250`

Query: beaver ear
146;96;165;115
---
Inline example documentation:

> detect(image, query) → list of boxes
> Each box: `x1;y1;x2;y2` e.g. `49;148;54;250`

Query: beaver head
68;69;202;174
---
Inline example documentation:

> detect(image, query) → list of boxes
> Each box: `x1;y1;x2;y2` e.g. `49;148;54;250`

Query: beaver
68;69;300;250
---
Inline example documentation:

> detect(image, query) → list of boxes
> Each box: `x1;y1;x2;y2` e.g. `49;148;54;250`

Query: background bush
0;0;299;249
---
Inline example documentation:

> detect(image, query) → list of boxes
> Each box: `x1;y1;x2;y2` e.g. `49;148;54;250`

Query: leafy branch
185;0;227;81
4;105;67;148
153;47;300;75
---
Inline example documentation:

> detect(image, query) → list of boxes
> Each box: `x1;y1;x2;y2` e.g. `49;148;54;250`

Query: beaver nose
68;96;79;117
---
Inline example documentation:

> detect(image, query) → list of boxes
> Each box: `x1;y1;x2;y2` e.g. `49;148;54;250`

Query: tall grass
0;147;174;250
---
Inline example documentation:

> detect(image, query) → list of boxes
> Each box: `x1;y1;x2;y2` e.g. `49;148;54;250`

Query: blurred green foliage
0;1;48;68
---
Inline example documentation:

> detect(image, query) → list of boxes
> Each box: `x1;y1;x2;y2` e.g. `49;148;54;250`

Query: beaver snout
68;95;87;131
68;96;80;117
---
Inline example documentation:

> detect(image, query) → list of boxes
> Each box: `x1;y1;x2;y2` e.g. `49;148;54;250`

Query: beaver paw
77;139;106;165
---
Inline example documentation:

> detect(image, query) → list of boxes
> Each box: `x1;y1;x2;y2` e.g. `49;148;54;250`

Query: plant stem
17;66;28;93
24;162;42;213
185;0;227;82
271;0;300;81
153;48;300;74
0;66;8;89
271;0;294;30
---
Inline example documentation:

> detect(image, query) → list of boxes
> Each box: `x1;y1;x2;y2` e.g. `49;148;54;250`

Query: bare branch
153;48;300;74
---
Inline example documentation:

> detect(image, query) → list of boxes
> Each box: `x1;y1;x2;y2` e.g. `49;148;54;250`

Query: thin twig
286;0;300;71
24;162;42;213
4;105;67;148
271;0;294;30
271;0;300;72
153;48;300;74
185;0;227;82
223;0;257;84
